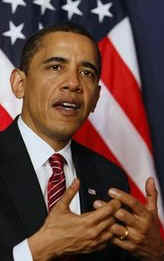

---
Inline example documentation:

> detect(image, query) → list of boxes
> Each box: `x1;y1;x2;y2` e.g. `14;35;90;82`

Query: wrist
28;227;54;261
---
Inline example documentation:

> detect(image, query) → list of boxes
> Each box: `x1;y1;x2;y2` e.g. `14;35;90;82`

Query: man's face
13;32;100;148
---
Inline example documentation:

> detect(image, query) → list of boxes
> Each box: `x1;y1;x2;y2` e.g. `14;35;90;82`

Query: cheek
31;77;52;103
84;87;99;110
24;86;47;116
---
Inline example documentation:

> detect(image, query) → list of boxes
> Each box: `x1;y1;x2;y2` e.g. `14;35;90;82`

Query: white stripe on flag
109;17;141;87
0;49;22;118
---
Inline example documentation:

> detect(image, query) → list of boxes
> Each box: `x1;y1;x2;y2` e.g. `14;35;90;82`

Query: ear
91;84;101;112
10;69;26;99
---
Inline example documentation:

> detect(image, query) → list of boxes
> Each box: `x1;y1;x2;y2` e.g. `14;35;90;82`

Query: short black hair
19;23;101;78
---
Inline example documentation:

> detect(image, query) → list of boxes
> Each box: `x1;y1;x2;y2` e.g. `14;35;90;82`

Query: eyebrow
42;56;98;76
43;56;67;64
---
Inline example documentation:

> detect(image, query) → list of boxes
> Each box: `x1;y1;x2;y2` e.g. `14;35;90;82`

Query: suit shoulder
72;140;121;169
0;119;18;140
72;140;130;194
72;140;128;179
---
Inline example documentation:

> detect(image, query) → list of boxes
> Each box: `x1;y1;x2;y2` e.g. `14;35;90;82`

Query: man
0;23;163;261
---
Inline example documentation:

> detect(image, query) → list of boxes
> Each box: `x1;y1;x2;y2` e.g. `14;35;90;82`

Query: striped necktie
48;154;76;261
48;153;66;212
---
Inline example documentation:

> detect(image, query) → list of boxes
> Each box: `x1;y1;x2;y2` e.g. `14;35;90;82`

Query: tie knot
48;153;66;211
49;153;65;169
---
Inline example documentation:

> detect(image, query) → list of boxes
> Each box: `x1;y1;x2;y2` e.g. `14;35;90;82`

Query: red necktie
48;154;76;261
48;153;66;212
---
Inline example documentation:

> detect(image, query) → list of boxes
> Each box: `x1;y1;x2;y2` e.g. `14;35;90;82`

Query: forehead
31;31;98;66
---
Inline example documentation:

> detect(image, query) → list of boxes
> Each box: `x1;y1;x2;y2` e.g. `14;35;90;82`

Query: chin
49;128;76;141
48;119;83;139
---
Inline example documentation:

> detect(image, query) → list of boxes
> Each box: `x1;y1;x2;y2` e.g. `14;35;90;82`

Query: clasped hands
29;177;164;261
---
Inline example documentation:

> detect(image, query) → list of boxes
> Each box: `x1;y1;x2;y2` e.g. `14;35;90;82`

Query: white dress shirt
13;117;81;261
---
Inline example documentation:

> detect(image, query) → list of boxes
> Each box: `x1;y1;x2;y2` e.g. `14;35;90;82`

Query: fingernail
94;200;103;208
149;177;155;185
109;188;119;197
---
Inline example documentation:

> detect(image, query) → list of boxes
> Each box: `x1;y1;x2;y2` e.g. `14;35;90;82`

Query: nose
62;69;81;92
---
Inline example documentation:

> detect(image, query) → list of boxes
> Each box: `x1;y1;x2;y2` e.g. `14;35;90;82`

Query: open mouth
53;101;81;113
58;102;80;110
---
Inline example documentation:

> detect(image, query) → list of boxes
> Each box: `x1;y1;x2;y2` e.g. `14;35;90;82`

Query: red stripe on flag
98;37;153;153
0;105;13;131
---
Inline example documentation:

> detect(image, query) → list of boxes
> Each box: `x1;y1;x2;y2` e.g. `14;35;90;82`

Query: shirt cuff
13;239;33;261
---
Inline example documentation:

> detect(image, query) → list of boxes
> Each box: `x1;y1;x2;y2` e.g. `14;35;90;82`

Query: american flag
0;0;164;234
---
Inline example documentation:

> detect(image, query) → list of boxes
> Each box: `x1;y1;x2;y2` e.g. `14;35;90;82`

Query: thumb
145;177;158;212
57;178;80;210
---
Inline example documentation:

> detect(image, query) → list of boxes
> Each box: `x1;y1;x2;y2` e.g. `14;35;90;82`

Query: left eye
80;70;95;78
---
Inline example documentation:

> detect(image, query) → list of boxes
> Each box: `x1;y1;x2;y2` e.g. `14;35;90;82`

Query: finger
85;199;121;224
145;177;158;212
114;208;153;233
55;178;80;210
93;200;106;209
96;216;116;234
94;199;121;221
110;224;144;244
114;208;137;228
108;188;147;216
111;236;137;252
85;217;115;246
97;230;113;244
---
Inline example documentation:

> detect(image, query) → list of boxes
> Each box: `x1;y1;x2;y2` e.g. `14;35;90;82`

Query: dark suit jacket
0;119;140;261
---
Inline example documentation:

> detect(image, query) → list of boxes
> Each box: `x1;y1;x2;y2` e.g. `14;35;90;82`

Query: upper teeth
62;103;77;108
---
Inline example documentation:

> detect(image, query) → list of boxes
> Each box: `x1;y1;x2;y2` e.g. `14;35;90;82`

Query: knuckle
110;199;121;209
115;209;125;219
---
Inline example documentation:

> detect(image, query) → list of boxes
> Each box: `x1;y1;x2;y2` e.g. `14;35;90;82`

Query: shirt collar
17;116;72;172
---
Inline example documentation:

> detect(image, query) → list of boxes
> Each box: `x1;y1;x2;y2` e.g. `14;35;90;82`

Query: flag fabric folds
0;0;163;232
124;0;164;202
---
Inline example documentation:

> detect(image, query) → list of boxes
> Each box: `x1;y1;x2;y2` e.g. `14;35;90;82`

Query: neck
20;116;70;151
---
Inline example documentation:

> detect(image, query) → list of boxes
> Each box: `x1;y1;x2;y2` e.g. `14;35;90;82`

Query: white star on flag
2;0;26;14
34;0;55;15
3;21;25;45
91;0;113;23
62;0;83;20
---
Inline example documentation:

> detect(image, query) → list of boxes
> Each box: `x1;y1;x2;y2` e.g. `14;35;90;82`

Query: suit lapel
71;141;98;213
0;120;47;237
